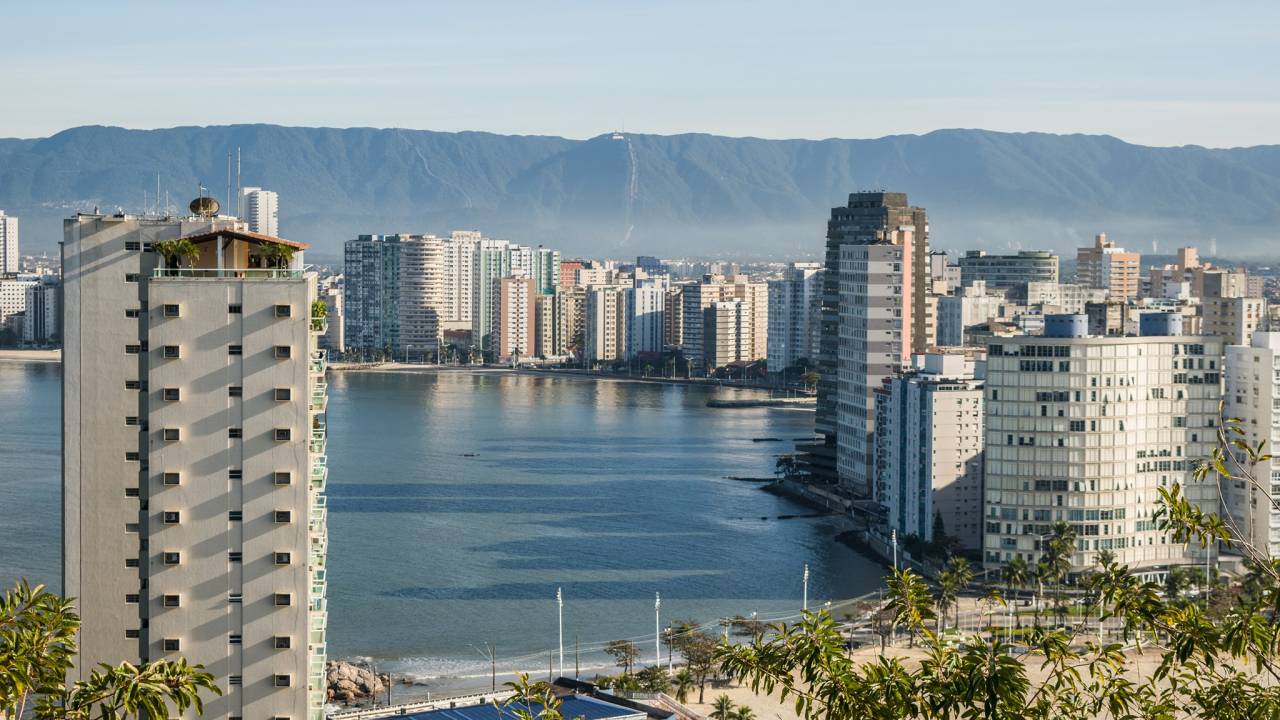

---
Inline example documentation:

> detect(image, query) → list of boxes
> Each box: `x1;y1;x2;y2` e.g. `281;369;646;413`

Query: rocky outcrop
326;660;389;705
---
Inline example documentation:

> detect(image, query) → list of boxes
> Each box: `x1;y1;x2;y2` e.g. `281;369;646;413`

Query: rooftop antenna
156;173;161;215
226;151;233;218
236;147;242;218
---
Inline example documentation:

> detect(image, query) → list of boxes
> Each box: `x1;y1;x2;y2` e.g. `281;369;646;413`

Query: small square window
162;552;180;566
274;674;292;688
163;472;180;486
162;345;180;359
125;522;140;533
274;346;292;359
125;558;140;568
125;593;140;603
273;472;292;486
162;428;180;442
125;380;142;390
229;469;243;480
163;304;180;317
228;344;243;356
162;511;179;524
274;552;291;565
275;305;292;318
228;552;243;562
229;511;243;521
125;273;140;283
162;594;180;608
228;304;242;314
228;386;242;397
228;428;242;439
229;634;242;645
273;593;292;607
163;388;180;401
125;308;140;318
273;510;292;524
126;416;139;426
125;241;141;251
228;592;243;604
274;388;292;401
125;487;140;497
274;636;292;650
273;428;291;442
125;451;140;461
125;629;140;639
162;638;180;652
125;344;141;355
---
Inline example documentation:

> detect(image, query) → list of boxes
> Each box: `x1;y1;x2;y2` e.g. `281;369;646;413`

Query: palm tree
733;706;756;720
946;556;974;630
1032;561;1054;627
709;694;736;720
256;241;295;269
672;669;696;704
1045;522;1077;625
153;238;200;269
1003;557;1029;631
936;568;959;636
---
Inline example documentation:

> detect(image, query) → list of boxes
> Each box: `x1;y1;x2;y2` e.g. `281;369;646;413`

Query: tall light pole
654;593;662;669
891;528;898;571
556;587;564;679
803;563;810;612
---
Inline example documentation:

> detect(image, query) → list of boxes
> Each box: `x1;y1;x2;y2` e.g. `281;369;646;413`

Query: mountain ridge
3;124;1279;259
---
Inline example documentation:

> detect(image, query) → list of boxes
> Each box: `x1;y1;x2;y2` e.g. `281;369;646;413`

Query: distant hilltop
2;125;1279;259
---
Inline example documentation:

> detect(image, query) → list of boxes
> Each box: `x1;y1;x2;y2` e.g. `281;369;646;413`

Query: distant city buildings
240;187;279;237
1077;233;1141;299
958;250;1058;289
767;262;822;372
0;210;17;274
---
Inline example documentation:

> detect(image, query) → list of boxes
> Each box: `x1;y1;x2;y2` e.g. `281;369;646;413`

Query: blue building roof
398;695;646;720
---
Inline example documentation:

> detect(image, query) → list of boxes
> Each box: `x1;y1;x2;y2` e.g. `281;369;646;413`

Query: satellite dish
189;196;220;218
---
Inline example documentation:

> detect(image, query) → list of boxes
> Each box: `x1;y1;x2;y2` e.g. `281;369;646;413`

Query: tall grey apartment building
63;210;329;720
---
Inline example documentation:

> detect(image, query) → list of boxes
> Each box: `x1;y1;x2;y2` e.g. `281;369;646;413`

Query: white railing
328;691;517;720
152;268;304;279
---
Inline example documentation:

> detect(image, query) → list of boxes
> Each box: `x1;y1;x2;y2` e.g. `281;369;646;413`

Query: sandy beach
0;348;60;363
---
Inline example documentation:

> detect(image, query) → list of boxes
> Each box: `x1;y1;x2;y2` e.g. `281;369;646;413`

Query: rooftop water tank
1139;312;1183;337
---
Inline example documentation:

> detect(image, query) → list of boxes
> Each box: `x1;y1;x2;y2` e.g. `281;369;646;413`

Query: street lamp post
803;563;810;612
654;593;662;669
557;587;564;679
891;528;898;571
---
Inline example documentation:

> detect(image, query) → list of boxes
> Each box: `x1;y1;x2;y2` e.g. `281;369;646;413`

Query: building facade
63;215;328;720
584;286;626;364
398;235;445;359
492;276;536;362
0;210;17;274
626;278;667;359
958;250;1059;289
1223;332;1280;558
1076;233;1141;300
240;187;280;237
342;235;403;354
767;263;822;373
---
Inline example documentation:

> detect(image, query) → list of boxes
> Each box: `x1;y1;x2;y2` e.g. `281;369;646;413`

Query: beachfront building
532;247;561;294
982;319;1222;572
22;279;59;345
958;250;1059;289
343;234;404;355
584;285;627;364
681;275;767;372
626;277;667;359
1077;233;1141;300
62;211;328;720
1223;332;1280;558
874;353;985;551
492;276;536;363
767;262;823;373
398;234;447;360
471;239;513;352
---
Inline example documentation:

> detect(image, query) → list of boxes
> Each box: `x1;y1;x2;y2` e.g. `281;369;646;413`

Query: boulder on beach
326;660;389;705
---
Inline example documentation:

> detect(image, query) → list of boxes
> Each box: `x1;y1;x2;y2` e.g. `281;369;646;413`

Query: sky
4;1;1278;148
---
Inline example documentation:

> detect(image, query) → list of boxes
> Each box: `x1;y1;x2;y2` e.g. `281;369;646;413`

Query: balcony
309;349;328;376
310;315;328;334
310;461;328;491
309;383;328;413
153;267;304;280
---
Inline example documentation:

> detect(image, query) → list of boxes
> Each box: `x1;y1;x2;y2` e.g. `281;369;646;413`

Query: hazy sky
5;1;1277;147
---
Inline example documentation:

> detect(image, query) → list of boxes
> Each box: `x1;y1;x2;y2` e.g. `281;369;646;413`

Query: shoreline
0;349;60;363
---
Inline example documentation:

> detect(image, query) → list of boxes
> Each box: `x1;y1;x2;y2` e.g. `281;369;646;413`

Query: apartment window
275;304;292;318
162;638;180;653
125;308;140;318
228;344;242;356
125;452;140;461
229;469;243;480
162;552;180;566
126;416;139;426
274;552;291;565
162;345;180;359
125;241;141;251
125;593;140;603
163;387;180;401
228;593;243;604
273;675;292;688
228;428;242;439
274;346;292;359
162;595;180;608
228;675;242;686
125;558;140;568
125;487;140;497
229;511;242;521
273;636;292;650
273;428;291;442
228;304;242;314
125;273;140;283
162;511;180;525
273;471;292;486
125;380;142;390
273;510;292;524
125;522;139;533
162;428;180;442
229;634;242;645
125;629;140;639
163;472;180;486
125;344;141;355
273;593;292;607
163;304;180;317
274;388;291;401
228;386;242;397
228;552;243;563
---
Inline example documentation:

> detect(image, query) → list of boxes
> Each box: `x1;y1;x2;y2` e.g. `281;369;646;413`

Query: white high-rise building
398;235;446;359
874;353;986;550
240;187;280;237
492;276;536;363
585;286;626;364
22;281;59;345
626;277;667;359
1223;332;1280;558
472;239;512;351
983;323;1222;571
766;263;822;373
442;231;481;331
0;211;17;274
62;212;328;720
936;281;1008;347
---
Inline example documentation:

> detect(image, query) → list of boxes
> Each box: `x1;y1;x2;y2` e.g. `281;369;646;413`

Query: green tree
1001;556;1028;629
604;640;640;676
732;706;755;720
256;241;295;269
497;673;562;720
152;238;200;269
635;665;670;693
681;631;719;703
672;669;696;704
709;694;735;720
1;580;220;720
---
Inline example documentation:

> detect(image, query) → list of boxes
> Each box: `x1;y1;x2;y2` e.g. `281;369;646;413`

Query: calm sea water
0;363;883;692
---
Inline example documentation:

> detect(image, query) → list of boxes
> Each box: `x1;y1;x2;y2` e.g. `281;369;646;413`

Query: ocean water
0;363;884;693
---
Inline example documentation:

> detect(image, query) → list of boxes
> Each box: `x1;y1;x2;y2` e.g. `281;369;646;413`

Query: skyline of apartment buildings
62;212;328;720
1077;232;1141;299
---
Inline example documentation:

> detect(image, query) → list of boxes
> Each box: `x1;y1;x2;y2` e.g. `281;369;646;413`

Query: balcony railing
310;315;329;334
152;268;304;280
